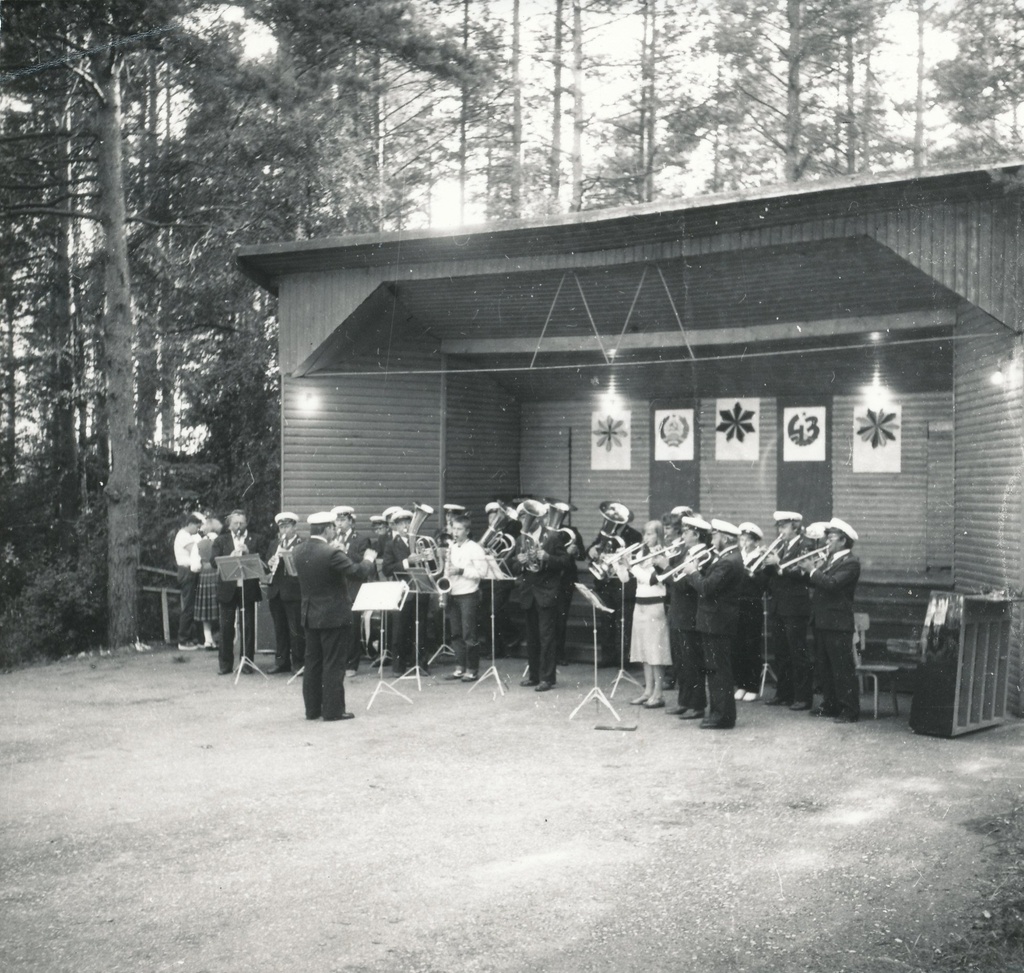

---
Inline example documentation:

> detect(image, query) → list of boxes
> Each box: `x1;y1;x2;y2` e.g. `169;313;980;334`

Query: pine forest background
0;0;1020;662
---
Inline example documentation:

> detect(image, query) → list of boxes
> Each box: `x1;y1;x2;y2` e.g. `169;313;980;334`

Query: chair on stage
852;612;900;718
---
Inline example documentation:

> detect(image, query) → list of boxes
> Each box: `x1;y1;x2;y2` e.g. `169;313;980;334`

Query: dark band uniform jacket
212;531;264;604
293;538;373;628
511;531;571;608
267;536;301;601
762;535;814;618
382;534;412;581
666;544;700;632
684;546;745;635
803;551;861;631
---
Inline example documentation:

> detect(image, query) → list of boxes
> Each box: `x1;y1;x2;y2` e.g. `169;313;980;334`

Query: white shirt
446;538;488;596
173;527;198;568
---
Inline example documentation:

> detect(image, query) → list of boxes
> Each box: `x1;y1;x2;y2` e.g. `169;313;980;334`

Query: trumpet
745;533;786;574
777;545;828;571
629;536;687;567
655;545;713;583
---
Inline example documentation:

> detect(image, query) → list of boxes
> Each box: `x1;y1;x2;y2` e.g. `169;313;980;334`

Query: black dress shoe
788;701;811;711
832;713;859;724
520;678;539;687
535;681;553;692
809;706;839;717
699;719;735;730
677;709;705;720
764;696;791;707
269;665;292;675
323;712;355;722
218;668;232;675
665;705;687;716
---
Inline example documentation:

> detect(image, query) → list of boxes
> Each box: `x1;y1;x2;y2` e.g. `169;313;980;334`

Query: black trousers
771;614;812;704
524;601;559;686
554;580;575;662
449;589;482;673
177;567;198;644
699;631;736;727
674;626;705;711
733;599;763;692
813;627;860;718
268;595;304;670
218;592;256;672
303;624;348;720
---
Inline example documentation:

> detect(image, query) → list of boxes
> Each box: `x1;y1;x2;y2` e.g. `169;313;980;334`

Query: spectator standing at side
173;511;205;650
190;517;222;650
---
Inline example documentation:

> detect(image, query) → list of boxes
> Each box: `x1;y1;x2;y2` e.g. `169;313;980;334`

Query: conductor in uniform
293;511;377;722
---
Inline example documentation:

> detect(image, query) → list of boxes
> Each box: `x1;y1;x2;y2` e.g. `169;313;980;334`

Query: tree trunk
96;54;140;650
550;0;564;202
640;0;657;202
459;0;470;223
784;0;803;182
913;0;926;170
510;0;523;217
571;0;584;211
844;30;856;174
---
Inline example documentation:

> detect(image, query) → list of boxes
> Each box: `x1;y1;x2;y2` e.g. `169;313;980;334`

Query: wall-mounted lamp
990;350;1015;387
298;391;319;414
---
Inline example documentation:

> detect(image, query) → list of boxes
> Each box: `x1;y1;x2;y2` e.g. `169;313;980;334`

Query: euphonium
409;502;444;577
479;501;517;559
517;499;550;570
542;501;571;534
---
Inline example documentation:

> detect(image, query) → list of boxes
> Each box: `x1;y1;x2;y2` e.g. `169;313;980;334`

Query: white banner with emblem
653;408;695;461
782;406;827;462
591;410;632;470
852;402;902;473
715;398;760;462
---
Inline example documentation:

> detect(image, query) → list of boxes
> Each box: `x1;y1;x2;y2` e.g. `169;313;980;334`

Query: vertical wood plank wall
953;303;1024;713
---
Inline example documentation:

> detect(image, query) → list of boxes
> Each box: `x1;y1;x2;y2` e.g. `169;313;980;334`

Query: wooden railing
139;565;177;642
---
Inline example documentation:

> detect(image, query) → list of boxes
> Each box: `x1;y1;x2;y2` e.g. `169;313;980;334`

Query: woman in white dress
615;520;672;708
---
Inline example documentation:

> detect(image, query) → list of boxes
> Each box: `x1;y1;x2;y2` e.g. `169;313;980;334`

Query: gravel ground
2;647;1024;973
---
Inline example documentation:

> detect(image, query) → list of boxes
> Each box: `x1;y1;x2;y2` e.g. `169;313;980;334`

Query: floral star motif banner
852;403;902;473
782;406;827;462
715;398;760;461
653;408;695;461
591;410;631;470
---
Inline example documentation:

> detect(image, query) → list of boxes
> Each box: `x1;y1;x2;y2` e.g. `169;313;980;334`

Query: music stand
471;553;515;696
396;567;439;688
569;583;622;723
758;591;776;698
609;575;641;699
357;581;412;710
215;554;269;683
428;589;455;666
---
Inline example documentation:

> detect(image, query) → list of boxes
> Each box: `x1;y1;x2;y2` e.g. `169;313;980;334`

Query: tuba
409;502;444;578
587;501;631;580
517;499;550;571
542;501;571;535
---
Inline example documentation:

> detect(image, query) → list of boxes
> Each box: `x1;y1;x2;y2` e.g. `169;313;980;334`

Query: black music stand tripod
215;554;269;684
357;581;412;710
471;554;515;696
397;566;439;690
569;583;622;723
609;575;641;699
758;591;776;698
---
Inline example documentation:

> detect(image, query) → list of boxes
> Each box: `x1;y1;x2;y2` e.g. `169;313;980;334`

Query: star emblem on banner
716;402;756;442
856;408;899;449
593;415;628;452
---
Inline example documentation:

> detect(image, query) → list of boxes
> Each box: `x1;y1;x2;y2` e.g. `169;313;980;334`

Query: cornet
777;545;828;572
629;536;687;567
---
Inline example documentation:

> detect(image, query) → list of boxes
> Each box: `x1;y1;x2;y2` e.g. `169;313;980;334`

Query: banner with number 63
782;406;826;462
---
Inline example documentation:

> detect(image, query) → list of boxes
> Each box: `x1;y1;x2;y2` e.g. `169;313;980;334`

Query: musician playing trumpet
613;521;672;708
678;517;745;730
758;511;816;711
734;523;767;701
663;513;709;718
587;502;642;667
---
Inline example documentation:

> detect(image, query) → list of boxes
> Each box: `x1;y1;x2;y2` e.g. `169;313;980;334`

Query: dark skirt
194;565;218;622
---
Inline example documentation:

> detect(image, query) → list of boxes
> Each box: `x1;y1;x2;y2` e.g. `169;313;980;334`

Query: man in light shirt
173;511;205;650
443;513;489;682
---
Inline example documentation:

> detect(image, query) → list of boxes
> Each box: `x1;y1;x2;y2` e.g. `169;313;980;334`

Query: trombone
655;545;714;583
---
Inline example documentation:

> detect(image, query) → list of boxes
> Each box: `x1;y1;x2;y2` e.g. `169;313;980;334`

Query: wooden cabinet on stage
909;592;1012;737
